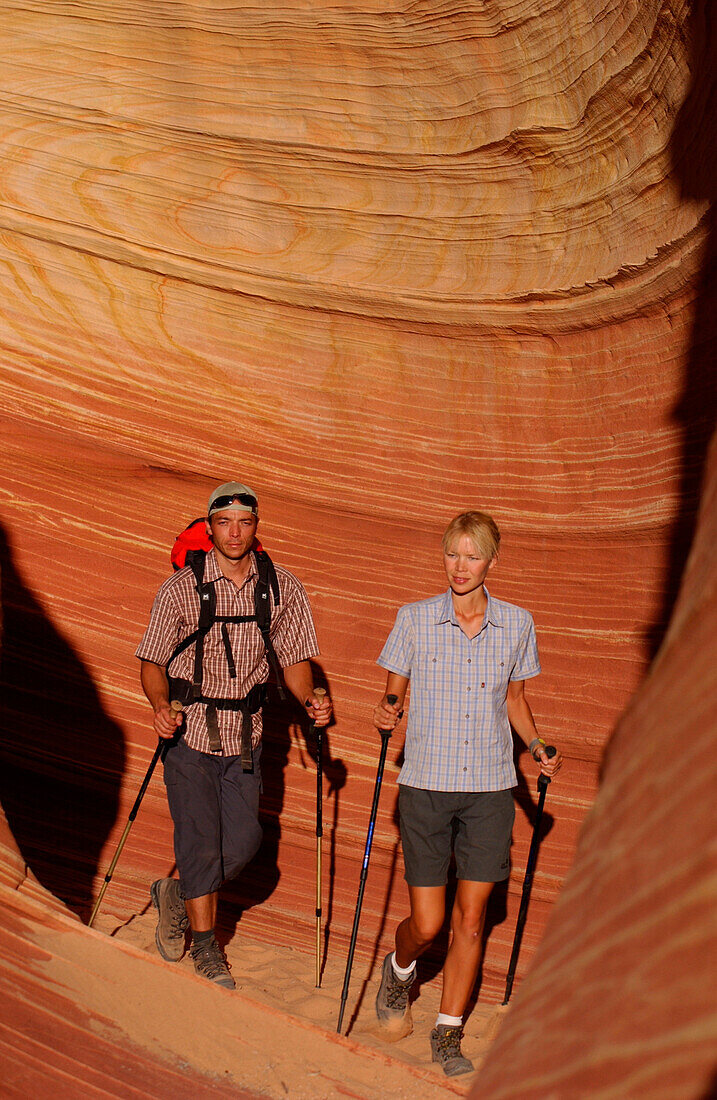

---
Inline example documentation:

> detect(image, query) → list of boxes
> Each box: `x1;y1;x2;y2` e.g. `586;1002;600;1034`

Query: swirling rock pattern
0;0;714;1092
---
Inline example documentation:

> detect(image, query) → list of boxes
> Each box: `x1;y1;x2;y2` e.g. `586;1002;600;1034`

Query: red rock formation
0;0;714;1092
472;3;717;1091
472;435;717;1096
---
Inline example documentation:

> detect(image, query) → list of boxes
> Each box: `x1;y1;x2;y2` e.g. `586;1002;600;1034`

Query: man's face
443;534;495;596
206;509;258;562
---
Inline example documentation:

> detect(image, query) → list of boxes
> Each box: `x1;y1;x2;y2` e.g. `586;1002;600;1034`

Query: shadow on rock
0;521;125;919
648;0;717;658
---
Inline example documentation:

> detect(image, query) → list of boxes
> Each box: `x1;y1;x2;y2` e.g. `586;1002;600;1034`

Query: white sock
436;1012;463;1028
390;951;416;980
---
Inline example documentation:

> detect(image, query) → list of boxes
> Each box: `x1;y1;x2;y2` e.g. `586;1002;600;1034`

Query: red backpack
171;518;263;570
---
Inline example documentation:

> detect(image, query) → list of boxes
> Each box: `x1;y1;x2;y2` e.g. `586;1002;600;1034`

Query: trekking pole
88;701;183;927
501;745;557;1005
313;687;327;987
336;694;397;1034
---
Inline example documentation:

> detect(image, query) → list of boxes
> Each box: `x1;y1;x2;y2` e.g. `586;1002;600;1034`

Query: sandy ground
90;901;504;1099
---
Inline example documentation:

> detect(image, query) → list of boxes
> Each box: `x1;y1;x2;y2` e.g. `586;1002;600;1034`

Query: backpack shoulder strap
254;551;285;699
254;550;280;625
184;550;216;699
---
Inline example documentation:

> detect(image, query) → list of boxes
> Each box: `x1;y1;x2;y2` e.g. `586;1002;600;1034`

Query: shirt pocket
415;651;451;690
475;658;510;698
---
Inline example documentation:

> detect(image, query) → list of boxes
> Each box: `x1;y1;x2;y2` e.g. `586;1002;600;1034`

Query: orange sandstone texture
0;0;714;1094
472;435;717;1098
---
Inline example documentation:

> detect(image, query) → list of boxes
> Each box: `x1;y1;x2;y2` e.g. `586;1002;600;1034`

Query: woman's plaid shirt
377;587;540;792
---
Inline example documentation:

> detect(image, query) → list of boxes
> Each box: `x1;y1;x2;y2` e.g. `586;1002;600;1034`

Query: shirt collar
434;586;504;629
204;547;258;587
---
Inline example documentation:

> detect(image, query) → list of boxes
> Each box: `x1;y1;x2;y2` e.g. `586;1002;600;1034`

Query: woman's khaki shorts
398;785;515;886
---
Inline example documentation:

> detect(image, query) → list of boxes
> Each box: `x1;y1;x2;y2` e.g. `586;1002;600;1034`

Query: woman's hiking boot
189;937;235;989
430;1024;474;1077
150;877;188;962
375;953;414;1036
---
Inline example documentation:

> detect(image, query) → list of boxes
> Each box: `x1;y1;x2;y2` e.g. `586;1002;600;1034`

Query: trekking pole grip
537;744;557;791
313;689;327;832
379;692;399;736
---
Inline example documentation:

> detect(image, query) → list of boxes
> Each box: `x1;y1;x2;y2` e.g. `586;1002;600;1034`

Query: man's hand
141;662;182;740
305;689;332;728
153;701;183;740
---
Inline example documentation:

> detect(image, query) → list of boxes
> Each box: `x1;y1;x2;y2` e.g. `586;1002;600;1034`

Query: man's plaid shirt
136;549;319;754
377;587;540;792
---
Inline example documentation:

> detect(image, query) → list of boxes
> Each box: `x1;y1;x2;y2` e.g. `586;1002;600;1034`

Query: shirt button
467;686;471;692
481;682;485;688
467;658;472;664
465;714;470;719
432;657;437;663
463;767;467;772
464;740;469;745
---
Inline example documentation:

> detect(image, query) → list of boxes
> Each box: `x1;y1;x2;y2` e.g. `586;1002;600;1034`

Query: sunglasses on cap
208;493;258;515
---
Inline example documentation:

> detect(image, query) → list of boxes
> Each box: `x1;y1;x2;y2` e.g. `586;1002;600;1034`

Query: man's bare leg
185;892;218;934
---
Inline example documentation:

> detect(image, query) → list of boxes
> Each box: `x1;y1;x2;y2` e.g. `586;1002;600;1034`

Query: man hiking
136;481;331;988
372;510;562;1075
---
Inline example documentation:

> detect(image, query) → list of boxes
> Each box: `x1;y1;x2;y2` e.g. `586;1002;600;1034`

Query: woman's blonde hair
441;511;501;560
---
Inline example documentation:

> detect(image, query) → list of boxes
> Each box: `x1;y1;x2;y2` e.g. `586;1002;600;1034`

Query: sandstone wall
0;0;713;1021
473;436;717;1098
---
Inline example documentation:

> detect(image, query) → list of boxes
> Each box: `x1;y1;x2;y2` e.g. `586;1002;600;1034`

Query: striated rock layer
472;433;717;1097
0;0;714;1089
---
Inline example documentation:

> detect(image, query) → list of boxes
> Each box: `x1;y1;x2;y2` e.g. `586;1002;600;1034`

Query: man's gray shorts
163;737;263;899
398;785;515;886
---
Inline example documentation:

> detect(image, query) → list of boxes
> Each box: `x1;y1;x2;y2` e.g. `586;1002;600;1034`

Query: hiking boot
150;877;188;962
189;937;236;990
430;1024;474;1077
375;952;415;1030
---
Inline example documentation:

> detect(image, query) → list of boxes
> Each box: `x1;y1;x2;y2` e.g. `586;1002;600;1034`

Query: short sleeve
510;613;541;681
135;582;185;667
270;572;320;667
377;605;414;678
